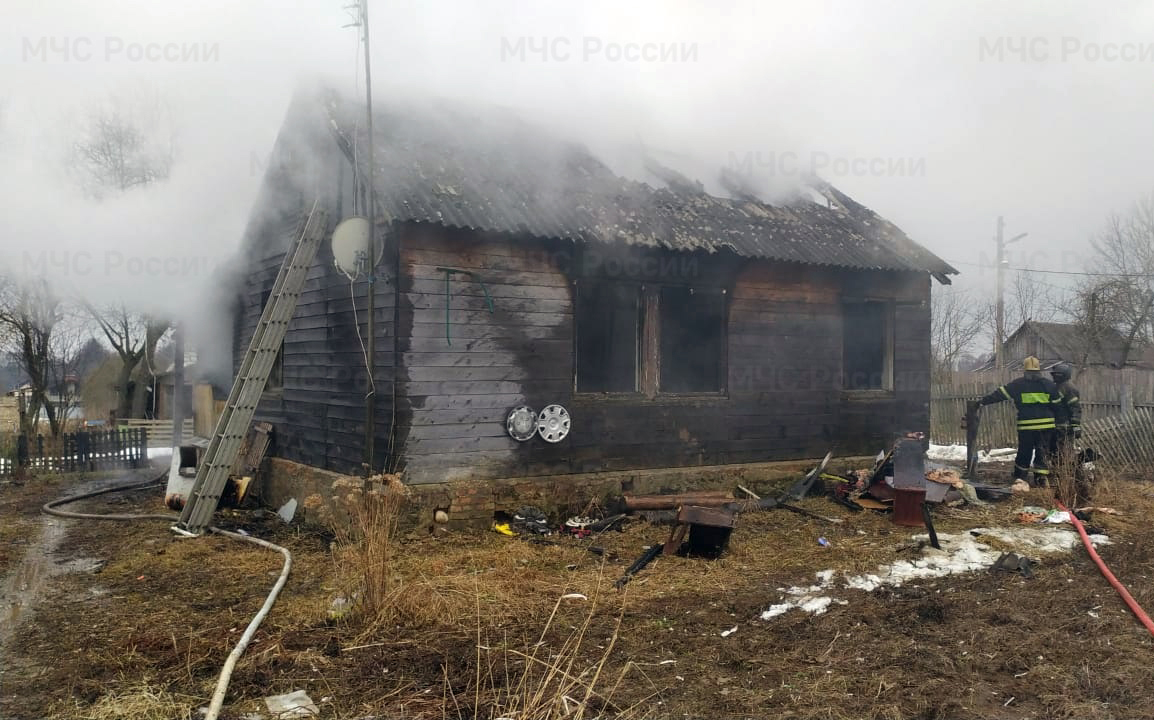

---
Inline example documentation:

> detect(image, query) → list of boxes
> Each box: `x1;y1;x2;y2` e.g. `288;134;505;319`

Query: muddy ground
1;466;1153;720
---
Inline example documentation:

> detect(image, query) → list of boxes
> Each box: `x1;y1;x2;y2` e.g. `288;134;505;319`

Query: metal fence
0;427;149;476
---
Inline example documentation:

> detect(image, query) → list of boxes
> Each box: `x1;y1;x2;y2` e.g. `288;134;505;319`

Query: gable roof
1005;321;1130;368
315;90;956;281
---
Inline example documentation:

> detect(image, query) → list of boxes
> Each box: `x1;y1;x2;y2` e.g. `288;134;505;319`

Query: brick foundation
259;455;875;533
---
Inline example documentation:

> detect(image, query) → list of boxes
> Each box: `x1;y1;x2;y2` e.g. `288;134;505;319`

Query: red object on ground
1057;500;1154;638
891;488;926;527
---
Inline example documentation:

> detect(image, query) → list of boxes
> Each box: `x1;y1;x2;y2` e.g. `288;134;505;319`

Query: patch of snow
761;526;1110;621
927;444;1015;464
799;597;835;614
762;604;793;618
147;447;173;459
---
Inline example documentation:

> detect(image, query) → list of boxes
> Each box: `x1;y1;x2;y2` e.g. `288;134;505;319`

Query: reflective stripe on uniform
1021;392;1051;404
1018;416;1055;425
999;386;1012;401
1068;396;1080;403
1032;468;1050;475
1018;419;1056;429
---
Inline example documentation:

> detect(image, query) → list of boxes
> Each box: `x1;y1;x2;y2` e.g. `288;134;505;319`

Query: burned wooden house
229;87;956;499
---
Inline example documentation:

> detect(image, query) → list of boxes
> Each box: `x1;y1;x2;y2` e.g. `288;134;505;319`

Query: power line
945;258;1152;279
1008;267;1152;278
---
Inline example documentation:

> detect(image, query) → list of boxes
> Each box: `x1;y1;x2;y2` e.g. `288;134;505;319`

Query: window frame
573;280;729;401
841;298;895;394
572;279;645;396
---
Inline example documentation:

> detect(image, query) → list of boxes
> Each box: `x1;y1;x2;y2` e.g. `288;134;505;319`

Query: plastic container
892;488;926;527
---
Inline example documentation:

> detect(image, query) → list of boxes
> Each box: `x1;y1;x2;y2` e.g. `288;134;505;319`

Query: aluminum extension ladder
178;203;329;532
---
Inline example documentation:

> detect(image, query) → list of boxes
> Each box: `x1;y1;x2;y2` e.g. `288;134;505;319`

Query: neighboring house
986;321;1150;371
6;379;84;424
82;355;160;422
0;395;19;433
154;354;227;430
226;85;956;489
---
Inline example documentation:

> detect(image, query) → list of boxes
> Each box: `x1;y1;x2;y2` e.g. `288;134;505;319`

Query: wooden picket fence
931;367;1154;470
0;427;149;476
119;419;194;448
1081;408;1154;472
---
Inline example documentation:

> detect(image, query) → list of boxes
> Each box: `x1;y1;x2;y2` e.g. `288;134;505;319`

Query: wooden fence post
136;428;147;468
15;433;28;482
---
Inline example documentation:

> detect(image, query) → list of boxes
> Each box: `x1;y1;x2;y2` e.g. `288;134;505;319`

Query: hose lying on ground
1057;500;1154;639
42;474;294;720
203;526;292;720
42;476;176;521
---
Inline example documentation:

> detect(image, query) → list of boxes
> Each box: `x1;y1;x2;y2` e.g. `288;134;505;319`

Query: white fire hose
43;475;293;720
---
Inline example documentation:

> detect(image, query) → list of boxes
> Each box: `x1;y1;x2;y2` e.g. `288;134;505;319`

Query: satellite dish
331;216;379;278
506;406;537;442
537;404;571;443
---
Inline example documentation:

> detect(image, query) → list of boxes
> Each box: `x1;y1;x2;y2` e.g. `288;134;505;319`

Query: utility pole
360;0;378;476
994;216;1028;370
172;322;184;449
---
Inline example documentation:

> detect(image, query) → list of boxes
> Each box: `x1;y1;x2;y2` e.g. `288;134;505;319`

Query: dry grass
465;590;656;720
52;683;195;720
312;473;407;623
8;470;1154;720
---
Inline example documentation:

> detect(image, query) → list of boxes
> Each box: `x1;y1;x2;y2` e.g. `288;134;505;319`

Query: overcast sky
2;0;1152;321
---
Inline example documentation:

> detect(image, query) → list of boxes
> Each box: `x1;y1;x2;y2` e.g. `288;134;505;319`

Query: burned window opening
843;301;893;391
575;282;642;393
260;290;285;392
659;286;726;394
575;281;728;397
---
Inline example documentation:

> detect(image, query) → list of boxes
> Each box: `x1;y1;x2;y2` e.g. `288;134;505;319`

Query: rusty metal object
623;490;734;511
663;504;736;557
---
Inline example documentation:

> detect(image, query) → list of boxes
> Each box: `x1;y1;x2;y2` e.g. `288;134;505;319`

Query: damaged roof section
321;90;956;280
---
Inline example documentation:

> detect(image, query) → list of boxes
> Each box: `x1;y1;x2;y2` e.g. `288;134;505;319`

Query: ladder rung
178;206;328;531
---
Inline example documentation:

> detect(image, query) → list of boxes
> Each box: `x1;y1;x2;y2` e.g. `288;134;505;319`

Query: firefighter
977;356;1060;485
1050;362;1088;498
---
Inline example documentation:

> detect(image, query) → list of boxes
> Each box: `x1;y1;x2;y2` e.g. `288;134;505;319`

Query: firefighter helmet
1051;362;1073;382
1023;356;1041;371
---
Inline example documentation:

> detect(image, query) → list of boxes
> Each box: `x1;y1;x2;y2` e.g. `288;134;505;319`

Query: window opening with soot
574;282;642;393
659;286;726;393
842;301;893;391
575;281;727;397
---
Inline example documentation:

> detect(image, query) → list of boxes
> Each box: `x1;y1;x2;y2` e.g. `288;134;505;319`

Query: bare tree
68;85;176;419
69;85;176;199
0;276;64;436
932;287;990;383
984;271;1066;355
46;319;93;429
1073;193;1154;365
84;303;169;420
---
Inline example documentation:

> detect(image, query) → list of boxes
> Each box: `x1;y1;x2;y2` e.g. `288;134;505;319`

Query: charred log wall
393;225;932;484
233;118;396;476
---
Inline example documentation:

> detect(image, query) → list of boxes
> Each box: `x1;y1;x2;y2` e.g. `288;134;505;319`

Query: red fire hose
1056;500;1154;638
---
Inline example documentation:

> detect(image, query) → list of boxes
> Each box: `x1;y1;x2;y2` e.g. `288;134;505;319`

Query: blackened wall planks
233;109;933;482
